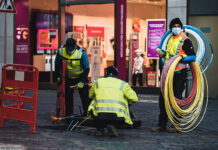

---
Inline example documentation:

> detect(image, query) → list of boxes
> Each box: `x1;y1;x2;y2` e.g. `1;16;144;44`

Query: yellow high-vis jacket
165;32;188;71
58;46;83;79
88;77;138;125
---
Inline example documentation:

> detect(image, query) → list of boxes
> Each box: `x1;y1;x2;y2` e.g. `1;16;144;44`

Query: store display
37;29;58;50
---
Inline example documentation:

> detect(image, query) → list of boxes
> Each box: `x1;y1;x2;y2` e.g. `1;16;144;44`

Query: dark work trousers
132;73;143;86
158;70;186;128
94;118;125;130
65;77;91;116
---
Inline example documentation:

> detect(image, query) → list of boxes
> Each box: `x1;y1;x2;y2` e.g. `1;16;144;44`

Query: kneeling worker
88;66;138;137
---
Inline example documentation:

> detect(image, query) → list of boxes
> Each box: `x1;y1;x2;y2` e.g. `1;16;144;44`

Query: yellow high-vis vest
166;32;188;71
59;46;83;79
88;77;138;125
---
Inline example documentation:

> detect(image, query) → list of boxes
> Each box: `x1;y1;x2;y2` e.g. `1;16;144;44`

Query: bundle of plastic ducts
159;25;213;73
158;25;212;132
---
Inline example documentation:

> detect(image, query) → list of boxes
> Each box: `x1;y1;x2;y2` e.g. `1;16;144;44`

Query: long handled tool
51;114;88;124
51;114;92;131
56;61;66;117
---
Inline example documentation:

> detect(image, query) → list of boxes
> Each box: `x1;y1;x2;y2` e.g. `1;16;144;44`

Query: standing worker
55;38;90;117
151;18;196;133
88;66;138;137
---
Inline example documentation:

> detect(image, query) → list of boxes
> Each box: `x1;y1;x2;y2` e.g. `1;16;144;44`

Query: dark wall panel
189;0;218;15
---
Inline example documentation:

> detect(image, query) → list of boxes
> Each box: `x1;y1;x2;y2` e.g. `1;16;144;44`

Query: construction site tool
51;109;141;132
56;61;66;117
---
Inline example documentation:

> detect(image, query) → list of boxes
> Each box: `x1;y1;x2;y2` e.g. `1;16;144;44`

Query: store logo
16;27;29;40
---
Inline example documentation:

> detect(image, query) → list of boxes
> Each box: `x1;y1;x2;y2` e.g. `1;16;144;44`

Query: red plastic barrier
0;64;39;133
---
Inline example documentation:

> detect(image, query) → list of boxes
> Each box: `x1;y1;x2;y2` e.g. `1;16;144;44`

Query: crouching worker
87;66;138;137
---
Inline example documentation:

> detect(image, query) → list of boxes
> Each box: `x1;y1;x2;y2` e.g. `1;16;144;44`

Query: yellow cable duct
163;56;208;132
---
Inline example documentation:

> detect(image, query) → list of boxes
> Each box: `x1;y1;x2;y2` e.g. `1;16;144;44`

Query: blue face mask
172;27;182;35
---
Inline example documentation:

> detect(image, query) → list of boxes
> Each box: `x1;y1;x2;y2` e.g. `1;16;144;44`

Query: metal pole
128;38;132;84
156;59;159;87
4;13;7;64
58;0;61;47
50;51;53;84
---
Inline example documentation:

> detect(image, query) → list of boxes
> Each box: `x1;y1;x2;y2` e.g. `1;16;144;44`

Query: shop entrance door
58;0;127;80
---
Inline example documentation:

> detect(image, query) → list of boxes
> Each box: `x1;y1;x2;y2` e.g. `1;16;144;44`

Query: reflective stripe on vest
93;106;130;117
95;99;128;109
165;33;188;71
175;36;187;71
120;81;126;90
176;36;188;55
60;45;64;56
77;48;83;58
95;79;99;88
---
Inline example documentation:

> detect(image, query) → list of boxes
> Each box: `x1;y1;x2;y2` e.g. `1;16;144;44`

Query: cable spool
161;56;197;108
161;55;208;132
158;25;212;132
159;25;213;73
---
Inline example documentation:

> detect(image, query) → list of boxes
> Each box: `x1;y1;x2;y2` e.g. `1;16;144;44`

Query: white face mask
136;52;141;57
172;27;182;35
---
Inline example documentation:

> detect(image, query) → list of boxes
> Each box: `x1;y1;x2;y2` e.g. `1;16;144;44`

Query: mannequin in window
132;49;144;86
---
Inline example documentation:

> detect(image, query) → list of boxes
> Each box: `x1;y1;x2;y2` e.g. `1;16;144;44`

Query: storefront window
127;0;166;87
27;0;166;84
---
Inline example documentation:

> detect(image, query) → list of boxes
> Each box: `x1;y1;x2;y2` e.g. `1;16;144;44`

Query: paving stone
0;90;217;150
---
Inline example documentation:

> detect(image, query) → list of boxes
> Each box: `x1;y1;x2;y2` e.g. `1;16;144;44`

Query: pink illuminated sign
37;29;58;50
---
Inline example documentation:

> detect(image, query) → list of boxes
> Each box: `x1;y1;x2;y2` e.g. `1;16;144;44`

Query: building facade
0;0;217;97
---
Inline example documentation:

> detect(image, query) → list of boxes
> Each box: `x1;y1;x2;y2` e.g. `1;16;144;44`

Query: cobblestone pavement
0;90;218;150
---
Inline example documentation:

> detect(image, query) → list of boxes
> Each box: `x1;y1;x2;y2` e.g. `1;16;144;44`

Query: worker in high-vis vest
88;66;138;137
55;38;90;117
151;18;196;133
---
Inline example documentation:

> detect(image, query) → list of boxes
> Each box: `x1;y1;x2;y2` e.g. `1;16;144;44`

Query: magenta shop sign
116;0;127;80
146;20;165;59
15;0;29;64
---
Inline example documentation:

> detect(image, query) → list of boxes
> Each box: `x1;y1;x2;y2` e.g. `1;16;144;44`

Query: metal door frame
58;0;127;80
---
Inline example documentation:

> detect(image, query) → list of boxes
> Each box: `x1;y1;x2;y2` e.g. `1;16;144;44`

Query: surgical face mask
172;27;182;35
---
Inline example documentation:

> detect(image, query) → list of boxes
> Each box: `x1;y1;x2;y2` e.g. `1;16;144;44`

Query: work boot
151;126;166;132
168;126;179;133
107;124;119;137
94;129;104;136
87;128;104;136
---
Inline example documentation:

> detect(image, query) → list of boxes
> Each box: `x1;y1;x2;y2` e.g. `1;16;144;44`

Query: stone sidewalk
0;90;218;150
